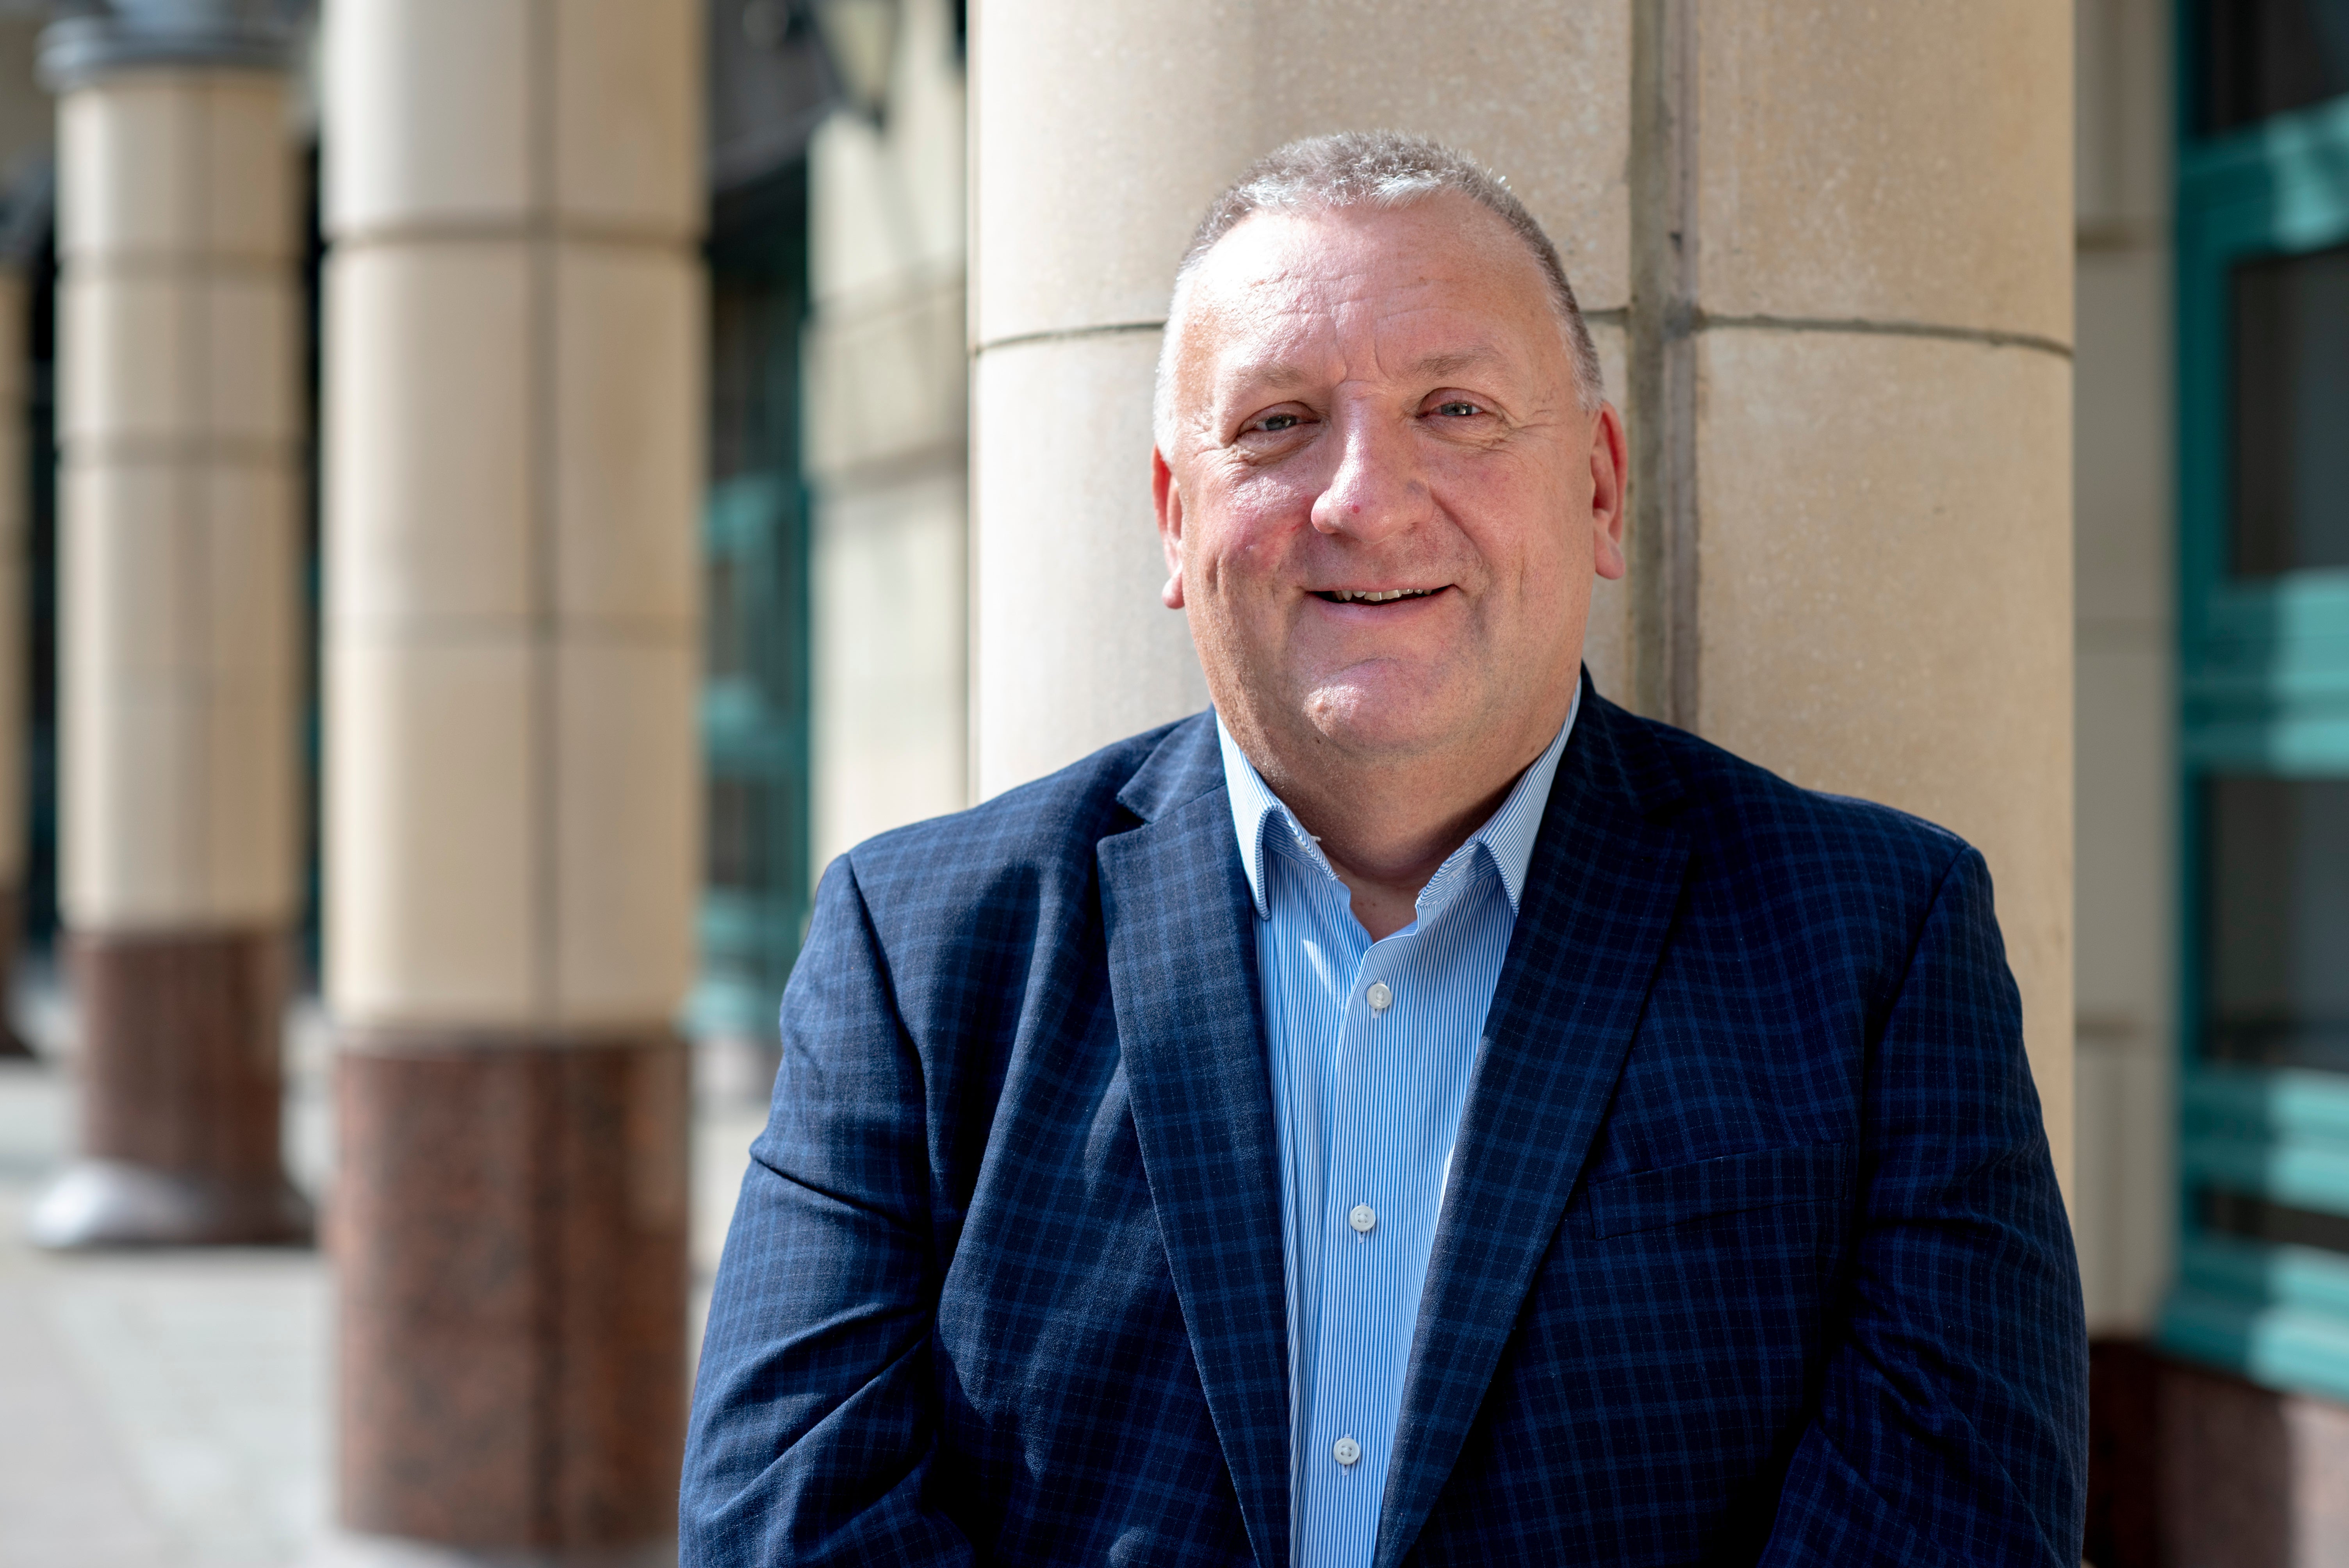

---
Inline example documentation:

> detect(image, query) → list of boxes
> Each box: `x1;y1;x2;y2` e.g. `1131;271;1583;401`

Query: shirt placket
1301;918;1415;1562
1276;845;1359;1525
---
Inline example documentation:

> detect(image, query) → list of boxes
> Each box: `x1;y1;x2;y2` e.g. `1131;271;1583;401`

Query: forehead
1178;192;1558;362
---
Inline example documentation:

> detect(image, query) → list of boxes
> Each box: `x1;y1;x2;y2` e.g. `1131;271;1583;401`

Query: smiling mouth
1314;586;1445;604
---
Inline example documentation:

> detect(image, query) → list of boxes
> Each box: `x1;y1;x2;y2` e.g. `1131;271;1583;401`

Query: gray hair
1151;131;1606;451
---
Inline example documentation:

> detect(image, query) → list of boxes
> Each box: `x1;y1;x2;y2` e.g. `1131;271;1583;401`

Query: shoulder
834;713;1200;922
810;714;1209;1044
1600;697;1973;910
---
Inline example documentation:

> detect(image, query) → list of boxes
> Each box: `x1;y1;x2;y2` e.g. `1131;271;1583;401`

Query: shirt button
1332;1436;1361;1467
1349;1204;1376;1235
1366;982;1393;1012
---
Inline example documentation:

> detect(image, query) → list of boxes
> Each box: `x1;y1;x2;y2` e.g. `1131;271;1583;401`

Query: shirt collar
1215;683;1581;922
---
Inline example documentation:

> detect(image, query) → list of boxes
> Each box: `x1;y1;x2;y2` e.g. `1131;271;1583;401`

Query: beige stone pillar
1658;5;2076;1194
29;5;308;1246
321;0;701;1553
807;0;970;866
970;0;2075;1188
2070;0;2173;1335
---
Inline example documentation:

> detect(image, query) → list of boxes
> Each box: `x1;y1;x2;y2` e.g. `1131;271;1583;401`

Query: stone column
1654;4;2076;1193
807;0;970;865
2070;0;2173;1336
321;0;700;1555
970;0;2075;1188
29;1;308;1246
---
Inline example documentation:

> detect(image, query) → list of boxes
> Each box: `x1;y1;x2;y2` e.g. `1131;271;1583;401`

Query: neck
1241;699;1568;940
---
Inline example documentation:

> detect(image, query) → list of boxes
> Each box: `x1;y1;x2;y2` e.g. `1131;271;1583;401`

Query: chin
1299;684;1465;759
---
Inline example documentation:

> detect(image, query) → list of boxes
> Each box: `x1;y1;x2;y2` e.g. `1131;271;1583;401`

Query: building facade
2074;4;2349;1564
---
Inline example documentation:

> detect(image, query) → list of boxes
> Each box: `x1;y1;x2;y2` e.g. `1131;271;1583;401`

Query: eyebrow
1410;347;1503;380
1230;342;1508;394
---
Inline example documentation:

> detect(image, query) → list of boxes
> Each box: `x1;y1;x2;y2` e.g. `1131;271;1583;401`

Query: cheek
1439;465;1588;586
1191;478;1314;579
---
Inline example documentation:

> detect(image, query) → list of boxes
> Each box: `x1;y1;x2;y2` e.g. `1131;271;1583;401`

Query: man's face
1154;194;1626;773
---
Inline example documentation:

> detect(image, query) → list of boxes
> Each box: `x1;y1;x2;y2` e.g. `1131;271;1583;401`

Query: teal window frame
692;164;815;1049
2156;9;2349;1397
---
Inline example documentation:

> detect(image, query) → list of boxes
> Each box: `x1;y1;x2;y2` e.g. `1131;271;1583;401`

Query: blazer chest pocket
1584;1142;1852;1239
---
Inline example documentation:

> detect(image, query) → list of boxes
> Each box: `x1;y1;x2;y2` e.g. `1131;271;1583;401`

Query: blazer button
1332;1436;1362;1467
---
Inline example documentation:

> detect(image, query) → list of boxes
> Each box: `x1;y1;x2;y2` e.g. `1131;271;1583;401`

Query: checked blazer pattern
680;678;2088;1567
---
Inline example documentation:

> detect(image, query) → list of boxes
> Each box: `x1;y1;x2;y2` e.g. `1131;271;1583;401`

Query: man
681;133;2086;1566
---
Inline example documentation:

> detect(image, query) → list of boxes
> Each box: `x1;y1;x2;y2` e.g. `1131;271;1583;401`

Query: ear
1152;445;1186;608
1588;402;1629;581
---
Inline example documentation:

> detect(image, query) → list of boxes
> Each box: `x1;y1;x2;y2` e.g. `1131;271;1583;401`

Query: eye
1432;399;1485;418
1238;408;1315;442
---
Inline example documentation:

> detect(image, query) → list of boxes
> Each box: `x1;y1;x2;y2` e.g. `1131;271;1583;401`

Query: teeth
1332;587;1433;603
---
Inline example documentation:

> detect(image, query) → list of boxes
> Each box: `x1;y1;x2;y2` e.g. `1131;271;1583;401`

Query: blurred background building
0;1;2335;1565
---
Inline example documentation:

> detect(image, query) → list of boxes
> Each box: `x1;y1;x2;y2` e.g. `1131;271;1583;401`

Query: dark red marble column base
2089;1342;2349;1568
2086;1339;2161;1568
336;1032;689;1557
29;927;310;1246
0;888;33;1059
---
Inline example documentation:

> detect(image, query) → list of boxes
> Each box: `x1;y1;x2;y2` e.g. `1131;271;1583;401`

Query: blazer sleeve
1760;846;2089;1568
679;855;974;1566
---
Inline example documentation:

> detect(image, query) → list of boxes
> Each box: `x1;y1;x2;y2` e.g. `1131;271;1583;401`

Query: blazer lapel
1098;717;1290;1568
1373;692;1694;1568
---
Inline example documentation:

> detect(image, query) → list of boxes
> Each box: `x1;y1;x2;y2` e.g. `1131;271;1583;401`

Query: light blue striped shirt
1216;692;1579;1568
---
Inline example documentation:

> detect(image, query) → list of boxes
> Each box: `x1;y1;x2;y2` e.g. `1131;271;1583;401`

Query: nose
1309;400;1430;542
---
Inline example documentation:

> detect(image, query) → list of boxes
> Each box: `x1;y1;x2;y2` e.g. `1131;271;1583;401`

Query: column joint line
972;319;1165;354
1690;310;2074;360
59;254;300;279
329;218;695;254
1627;0;1700;731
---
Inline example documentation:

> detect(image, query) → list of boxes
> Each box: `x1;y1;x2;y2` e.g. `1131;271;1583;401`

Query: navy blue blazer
681;682;2087;1566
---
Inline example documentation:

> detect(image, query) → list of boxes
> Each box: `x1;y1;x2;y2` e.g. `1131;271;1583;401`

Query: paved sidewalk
0;987;768;1568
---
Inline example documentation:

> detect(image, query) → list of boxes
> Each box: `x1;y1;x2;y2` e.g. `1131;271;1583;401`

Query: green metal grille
2159;13;2349;1397
691;166;813;1046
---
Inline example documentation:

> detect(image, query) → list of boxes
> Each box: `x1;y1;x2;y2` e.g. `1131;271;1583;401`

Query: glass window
695;162;814;1046
2197;0;2349;135
706;555;749;680
2203;776;2349;1069
2230;242;2349;576
707;775;771;891
2166;0;2349;1407
2199;1189;2349;1253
